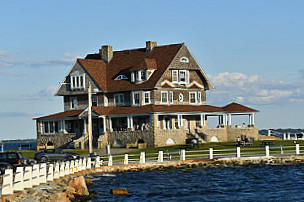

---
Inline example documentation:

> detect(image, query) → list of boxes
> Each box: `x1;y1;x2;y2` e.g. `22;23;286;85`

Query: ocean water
1;142;36;151
87;165;304;201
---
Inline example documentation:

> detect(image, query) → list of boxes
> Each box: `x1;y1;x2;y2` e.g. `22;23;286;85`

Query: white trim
179;70;188;84
103;117;106;132
132;91;141;106
180;56;189;63
198;92;202;104
172;70;178;83
161;91;168;104
169;91;173;104
189;92;197;104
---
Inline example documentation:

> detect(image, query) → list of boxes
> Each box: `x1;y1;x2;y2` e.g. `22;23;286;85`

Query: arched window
114;75;128;80
180;56;189;63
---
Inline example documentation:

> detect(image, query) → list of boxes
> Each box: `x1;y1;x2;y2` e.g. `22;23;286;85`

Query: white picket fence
1;144;302;196
0;157;103;196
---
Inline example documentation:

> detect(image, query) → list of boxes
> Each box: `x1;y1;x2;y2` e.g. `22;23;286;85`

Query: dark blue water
88;165;304;201
2;142;36;151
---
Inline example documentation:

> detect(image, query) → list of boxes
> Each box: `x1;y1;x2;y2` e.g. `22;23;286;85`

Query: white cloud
0;50;79;69
20;85;58;101
208;72;304;105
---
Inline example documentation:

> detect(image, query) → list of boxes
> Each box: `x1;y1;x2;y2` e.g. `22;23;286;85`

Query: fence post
140;152;146;163
70;160;74;174
209;148;213;159
65;161;70;175
124;154;128;165
296;144;300;155
95;156;100;168
82;158;87;170
283;133;286;140
59;162;65;177
265;145;270;157
281;146;284;154
23;166;32;189
108;155;113;166
236;147;241;158
13;167;24;191
180;149;186;161
39;163;47;184
54;162;60;179
32;164;40;186
79;158;83;171
75;160;79;172
1;169;13;195
47;164;54;182
87;157;92;169
158;151;163;163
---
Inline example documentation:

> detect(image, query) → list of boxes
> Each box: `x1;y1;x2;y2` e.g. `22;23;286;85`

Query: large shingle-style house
34;41;259;149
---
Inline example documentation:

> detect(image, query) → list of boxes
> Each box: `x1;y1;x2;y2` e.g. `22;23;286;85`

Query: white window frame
161;91;168;104
144;92;150;105
198;92;202;104
179;70;187;84
169;91;173;104
189;92;197;104
70;71;85;90
133;92;140;105
114;94;124;106
172;70;178;83
114;75;128;80
70;97;78;109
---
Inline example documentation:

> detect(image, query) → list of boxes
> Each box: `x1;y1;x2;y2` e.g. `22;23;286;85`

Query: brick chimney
146;41;157;53
99;45;113;63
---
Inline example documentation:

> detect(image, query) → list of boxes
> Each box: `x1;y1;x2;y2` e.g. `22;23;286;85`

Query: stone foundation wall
226;126;259;141
37;132;78;148
154;128;188;147
107;129;155;147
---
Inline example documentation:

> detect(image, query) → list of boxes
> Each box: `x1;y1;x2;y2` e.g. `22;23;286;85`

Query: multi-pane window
70;71;85;90
133;92;140;105
169;91;173;104
144;92;150;104
171;70;189;84
141;70;146;81
161;91;168;104
189;92;197;104
92;95;98;106
114;94;124;105
70;97;78;109
44;121;60;134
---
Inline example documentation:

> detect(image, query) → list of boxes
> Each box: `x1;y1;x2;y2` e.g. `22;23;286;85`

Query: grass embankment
15;140;304;160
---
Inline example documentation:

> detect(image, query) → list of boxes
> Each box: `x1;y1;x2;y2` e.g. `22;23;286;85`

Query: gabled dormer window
131;70;147;83
70;71;85;90
114;75;128;80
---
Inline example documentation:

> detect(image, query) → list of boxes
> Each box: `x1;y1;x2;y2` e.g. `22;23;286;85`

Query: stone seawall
4;155;304;201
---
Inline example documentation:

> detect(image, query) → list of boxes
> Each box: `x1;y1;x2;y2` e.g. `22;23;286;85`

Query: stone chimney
99;45;113;63
146;41;157;53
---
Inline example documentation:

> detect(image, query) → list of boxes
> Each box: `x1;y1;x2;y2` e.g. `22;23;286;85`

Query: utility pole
88;82;93;154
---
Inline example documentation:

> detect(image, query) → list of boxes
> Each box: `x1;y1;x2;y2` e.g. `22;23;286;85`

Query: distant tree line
259;128;304;136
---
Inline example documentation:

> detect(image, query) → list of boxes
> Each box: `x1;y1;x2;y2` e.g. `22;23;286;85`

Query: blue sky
0;0;304;139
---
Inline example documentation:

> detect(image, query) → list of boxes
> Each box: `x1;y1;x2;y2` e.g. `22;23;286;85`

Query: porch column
252;113;255;125
178;114;183;127
228;114;232;126
109;117;112;130
156;115;159;128
223;115;227;126
83;119;87;133
40;122;43;133
62;120;65;132
103;116;106;132
127;116;131;128
249;114;252;125
130;116;133;129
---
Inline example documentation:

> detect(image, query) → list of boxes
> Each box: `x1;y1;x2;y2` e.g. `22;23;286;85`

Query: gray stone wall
107;129;155;147
37;132;78;148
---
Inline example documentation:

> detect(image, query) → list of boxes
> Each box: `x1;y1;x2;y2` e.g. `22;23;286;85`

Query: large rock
68;176;89;196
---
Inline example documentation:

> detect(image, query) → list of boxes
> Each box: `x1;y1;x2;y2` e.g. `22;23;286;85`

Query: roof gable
222;102;259;113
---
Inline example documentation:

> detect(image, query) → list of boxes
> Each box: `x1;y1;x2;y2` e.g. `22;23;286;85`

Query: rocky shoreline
3;154;304;201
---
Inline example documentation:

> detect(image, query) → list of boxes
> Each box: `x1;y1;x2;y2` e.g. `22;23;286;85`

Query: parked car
34;148;80;162
0;151;30;169
0;162;13;175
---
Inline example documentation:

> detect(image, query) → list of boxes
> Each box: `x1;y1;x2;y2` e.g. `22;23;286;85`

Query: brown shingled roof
222;102;259;113
35;110;83;120
80;44;183;92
